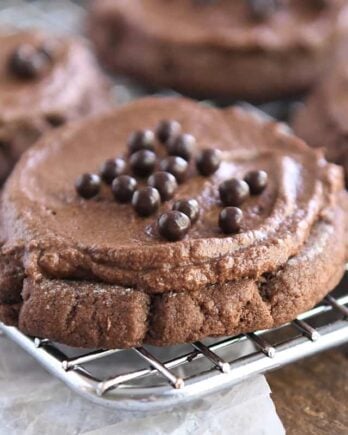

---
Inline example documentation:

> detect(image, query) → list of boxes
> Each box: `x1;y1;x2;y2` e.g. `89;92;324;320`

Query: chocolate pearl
310;0;328;10
193;0;216;4
148;171;178;201
158;211;191;241
100;158;126;184
247;0;280;21
130;149;156;177
75;173;101;199
8;44;49;79
173;199;200;224
112;175;137;203
127;130;155;154
244;170;268;195
39;40;59;61
132;187;161;217
168;134;196;161
219;207;243;235
45;114;66;127
219;178;250;206
160;156;188;183
196;149;221;176
156;120;182;144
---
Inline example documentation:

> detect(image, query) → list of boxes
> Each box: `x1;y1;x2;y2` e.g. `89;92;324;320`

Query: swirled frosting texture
0;98;343;293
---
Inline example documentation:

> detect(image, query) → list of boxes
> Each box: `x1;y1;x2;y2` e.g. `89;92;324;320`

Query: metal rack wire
1;281;347;412
0;0;347;413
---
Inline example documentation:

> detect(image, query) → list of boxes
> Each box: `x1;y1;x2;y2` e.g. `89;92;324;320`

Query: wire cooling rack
0;0;347;413
1;274;347;412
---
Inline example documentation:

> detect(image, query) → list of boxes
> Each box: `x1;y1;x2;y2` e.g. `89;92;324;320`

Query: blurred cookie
87;0;348;101
292;56;348;187
0;30;112;184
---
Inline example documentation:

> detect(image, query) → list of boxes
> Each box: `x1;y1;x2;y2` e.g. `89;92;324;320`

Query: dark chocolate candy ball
168;133;196;161
130;149;157;177
75;173;101;199
156;120;182;144
244;170;268;195
9;44;50;79
173;199;200;224
127;130;155;154
219;207;243;234
158;211;191;241
247;0;281;21
112;175;137;203
148;171;178;201
196;149;221;176
132;187;161;217
160;156;188;183
100;158;127;184
219;178;250;206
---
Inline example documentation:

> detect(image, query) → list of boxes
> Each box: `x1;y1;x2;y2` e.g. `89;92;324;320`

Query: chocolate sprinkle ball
132;186;161;217
219;207;243;234
310;0;329;10
247;0;281;21
168;133;196;161
100;158;126;184
158;211;191;241
160;156;188;183
156;120;181;144
128;130;155;154
130;149;156;177
9;44;51;79
244;170;268;195
75;173;101;199
173;199;200;224
196;149;221;176
112;175;137;203
148;171;178;201
39;40;58;61
219;178;250;206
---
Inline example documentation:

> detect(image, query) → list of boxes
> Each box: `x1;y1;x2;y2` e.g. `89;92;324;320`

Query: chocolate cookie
0;97;345;348
87;0;348;102
0;31;112;184
292;56;348;188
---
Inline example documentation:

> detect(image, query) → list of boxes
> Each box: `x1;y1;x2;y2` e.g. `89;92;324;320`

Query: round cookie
0;97;345;348
0;30;112;184
87;0;348;102
292;56;348;187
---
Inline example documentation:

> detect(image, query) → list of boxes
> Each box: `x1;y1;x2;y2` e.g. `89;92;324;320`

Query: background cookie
0;30;112;184
87;0;348;102
292;54;348;187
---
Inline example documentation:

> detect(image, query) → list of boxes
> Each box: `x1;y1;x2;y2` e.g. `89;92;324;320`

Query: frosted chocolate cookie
293;57;348;188
0;31;112;184
0;97;345;348
87;0;348;102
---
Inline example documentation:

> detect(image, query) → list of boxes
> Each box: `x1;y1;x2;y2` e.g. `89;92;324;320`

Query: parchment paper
0;334;285;435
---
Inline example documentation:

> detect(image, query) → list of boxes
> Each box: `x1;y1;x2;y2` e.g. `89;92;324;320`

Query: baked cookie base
0;206;344;349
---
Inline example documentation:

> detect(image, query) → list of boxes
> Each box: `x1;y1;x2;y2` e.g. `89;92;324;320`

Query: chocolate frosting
0;31;110;123
0;98;343;293
0;30;112;184
89;0;348;101
94;0;347;50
